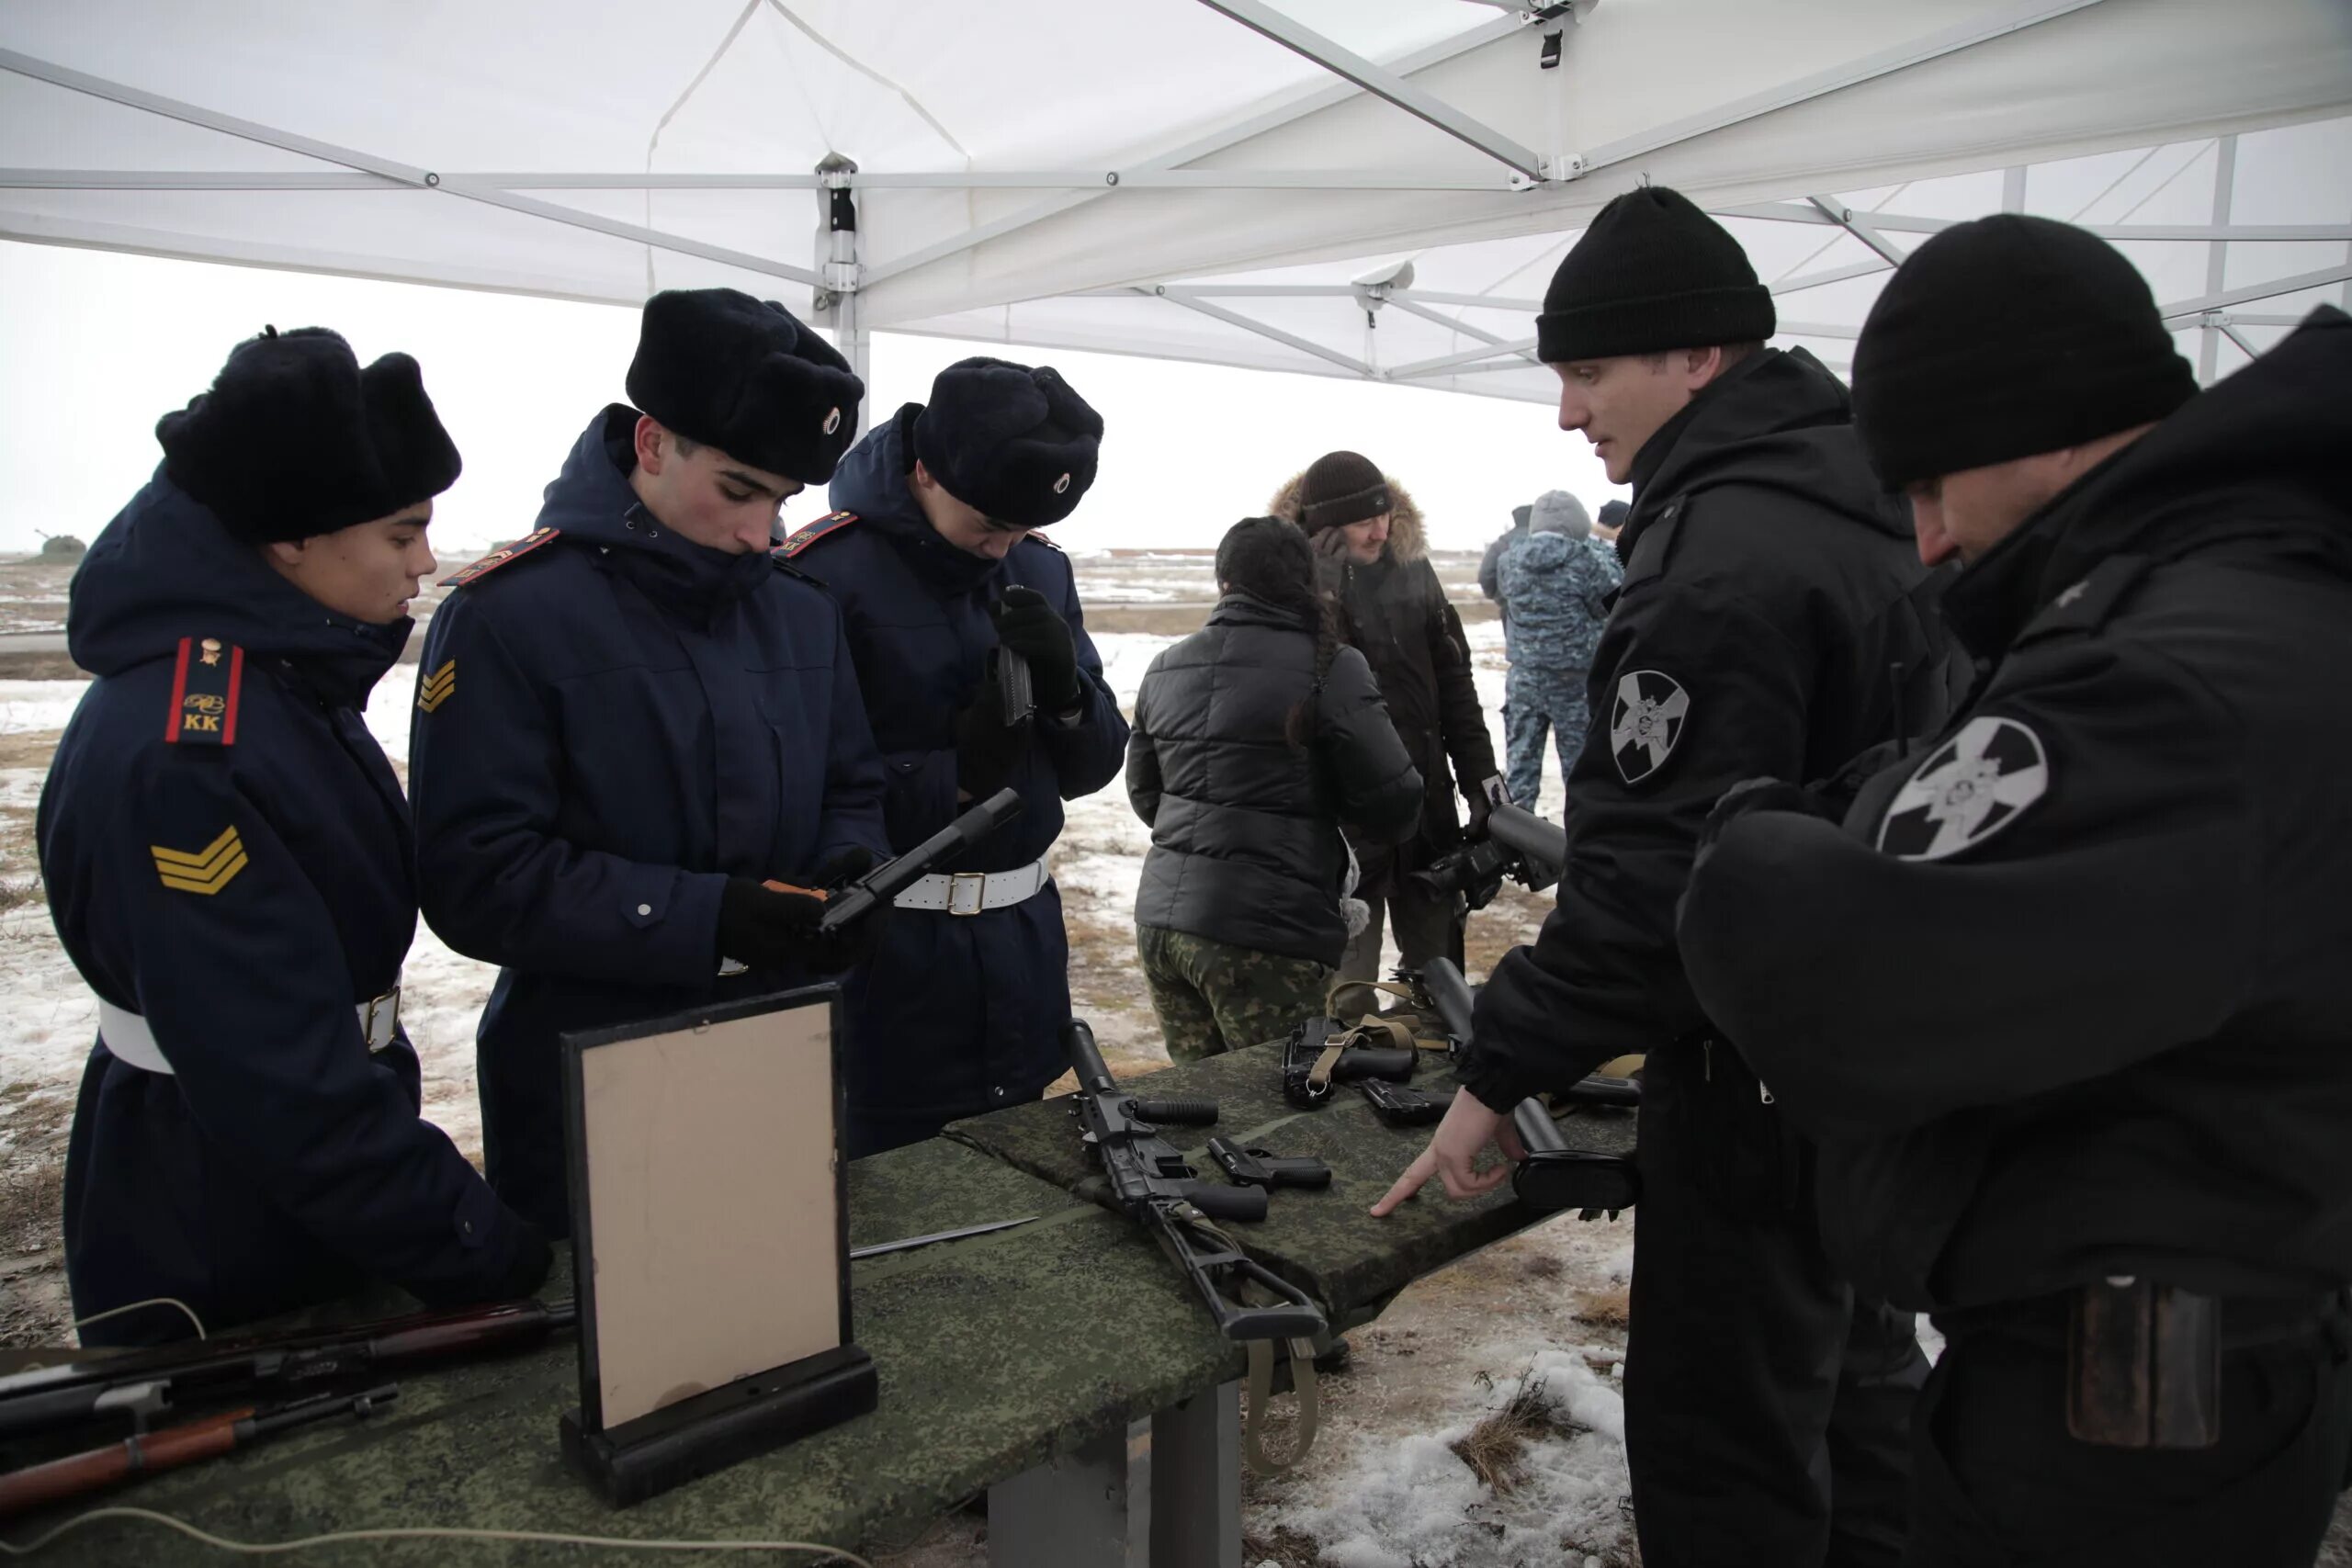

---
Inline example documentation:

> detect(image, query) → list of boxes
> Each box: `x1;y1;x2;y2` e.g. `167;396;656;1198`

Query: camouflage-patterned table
7;1138;1238;1566
7;1048;1634;1566
946;1036;1637;1326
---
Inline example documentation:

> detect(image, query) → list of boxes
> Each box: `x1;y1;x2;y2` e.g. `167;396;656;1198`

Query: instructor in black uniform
1374;186;1955;1568
1681;218;2352;1567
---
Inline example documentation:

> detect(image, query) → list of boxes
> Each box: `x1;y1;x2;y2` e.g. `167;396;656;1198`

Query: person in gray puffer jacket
1496;489;1623;806
1126;517;1422;1060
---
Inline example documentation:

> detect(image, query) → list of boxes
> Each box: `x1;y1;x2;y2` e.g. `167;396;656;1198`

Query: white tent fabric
4;0;2347;405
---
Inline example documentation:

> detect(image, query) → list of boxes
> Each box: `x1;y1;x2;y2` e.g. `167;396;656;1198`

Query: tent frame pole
0;47;821;289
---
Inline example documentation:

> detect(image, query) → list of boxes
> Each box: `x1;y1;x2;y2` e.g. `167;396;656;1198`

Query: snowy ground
7;551;2339;1566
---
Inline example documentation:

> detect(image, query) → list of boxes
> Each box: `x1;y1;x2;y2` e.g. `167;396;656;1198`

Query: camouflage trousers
1504;663;1595;808
1136;924;1333;1064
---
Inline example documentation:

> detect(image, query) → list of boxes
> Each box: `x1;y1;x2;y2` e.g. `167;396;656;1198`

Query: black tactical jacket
1128;593;1422;968
1464;347;1956;1109
1679;308;2352;1312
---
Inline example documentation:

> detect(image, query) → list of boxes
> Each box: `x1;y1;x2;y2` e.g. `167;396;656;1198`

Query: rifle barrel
1419;958;1477;1043
1487;804;1566;870
1063;1018;1113;1092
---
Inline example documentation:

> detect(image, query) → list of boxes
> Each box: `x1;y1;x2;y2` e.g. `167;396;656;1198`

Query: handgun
1206;1136;1332;1191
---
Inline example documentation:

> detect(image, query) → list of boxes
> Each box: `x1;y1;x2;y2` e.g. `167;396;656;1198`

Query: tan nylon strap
1323;976;1420;1013
1241;1337;1321;1475
1306;1040;1346;1095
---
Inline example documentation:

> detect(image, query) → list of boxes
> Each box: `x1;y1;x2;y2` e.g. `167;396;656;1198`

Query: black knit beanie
1851;216;2197;491
1537;186;1774;363
1297;450;1390;534
157;326;461;544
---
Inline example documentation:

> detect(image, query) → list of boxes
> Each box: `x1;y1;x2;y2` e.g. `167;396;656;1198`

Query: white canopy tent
4;0;2347;413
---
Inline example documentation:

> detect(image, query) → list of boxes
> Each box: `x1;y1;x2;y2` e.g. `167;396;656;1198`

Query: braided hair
1215;516;1343;749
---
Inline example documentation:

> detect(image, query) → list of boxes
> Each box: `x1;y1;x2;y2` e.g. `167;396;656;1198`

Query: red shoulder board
164;637;243;747
775;511;858;559
438;527;561;589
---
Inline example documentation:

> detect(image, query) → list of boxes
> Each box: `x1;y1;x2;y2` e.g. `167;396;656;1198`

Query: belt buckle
362;987;401;1051
948;871;988;917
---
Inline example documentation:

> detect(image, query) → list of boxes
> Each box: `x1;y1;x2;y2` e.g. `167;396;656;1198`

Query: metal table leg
987;1380;1240;1566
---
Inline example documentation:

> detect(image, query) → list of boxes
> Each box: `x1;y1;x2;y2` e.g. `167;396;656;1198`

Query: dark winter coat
409;408;889;1234
1269;475;1498;884
1127;592;1423;968
1465;347;1962;1111
42;472;540;1345
1680;308;2352;1312
794;405;1129;1124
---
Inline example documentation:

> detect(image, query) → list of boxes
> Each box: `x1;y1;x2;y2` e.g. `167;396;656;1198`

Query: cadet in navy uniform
783;358;1125;1157
409;290;889;1235
1682;220;2352;1567
40;328;549;1347
1374;188;1958;1568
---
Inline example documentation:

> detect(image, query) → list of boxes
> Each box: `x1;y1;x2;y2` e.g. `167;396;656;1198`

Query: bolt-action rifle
0;1385;397;1519
0;1298;569;1444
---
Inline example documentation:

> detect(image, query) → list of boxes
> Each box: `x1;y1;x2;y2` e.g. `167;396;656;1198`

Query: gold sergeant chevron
150;826;249;896
416;659;456;714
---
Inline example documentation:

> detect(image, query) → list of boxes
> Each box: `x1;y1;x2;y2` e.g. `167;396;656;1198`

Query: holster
2065;1277;2222;1449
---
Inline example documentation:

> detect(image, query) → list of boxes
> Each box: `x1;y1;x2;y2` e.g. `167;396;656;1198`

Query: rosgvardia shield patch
1877;715;2050;861
1609;669;1689;784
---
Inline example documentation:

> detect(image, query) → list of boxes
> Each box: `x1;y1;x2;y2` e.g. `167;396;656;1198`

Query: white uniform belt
894;858;1049;916
96;987;402;1077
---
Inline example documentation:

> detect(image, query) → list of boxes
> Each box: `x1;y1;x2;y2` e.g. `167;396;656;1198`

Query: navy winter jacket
409;408;888;1231
41;471;540;1345
789;405;1127;1131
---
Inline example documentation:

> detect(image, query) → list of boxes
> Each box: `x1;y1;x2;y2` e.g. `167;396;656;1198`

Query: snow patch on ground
1278;1351;1633;1568
0;681;87;737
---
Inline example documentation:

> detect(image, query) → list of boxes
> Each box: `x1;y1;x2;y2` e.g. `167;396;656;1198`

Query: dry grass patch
1449;1366;1587;1495
1572;1282;1632;1329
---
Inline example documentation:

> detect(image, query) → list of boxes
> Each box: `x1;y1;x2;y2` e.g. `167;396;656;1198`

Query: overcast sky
0;240;1619;558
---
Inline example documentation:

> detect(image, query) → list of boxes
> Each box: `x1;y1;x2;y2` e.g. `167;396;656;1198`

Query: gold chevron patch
416;660;456;714
151;826;249;896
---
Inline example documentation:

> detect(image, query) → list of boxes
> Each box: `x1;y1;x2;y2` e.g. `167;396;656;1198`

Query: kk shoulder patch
152;825;248;896
416;659;456;714
1609;669;1689;784
439;527;561;589
164;637;243;746
775;510;858;559
1877;715;2050;861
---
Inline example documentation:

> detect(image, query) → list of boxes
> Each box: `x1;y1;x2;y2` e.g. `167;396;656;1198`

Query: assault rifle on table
1409;802;1567;910
1064;1021;1325;1344
0;1384;397;1519
0;1297;571;1444
810;786;1023;930
1418;959;1642;1218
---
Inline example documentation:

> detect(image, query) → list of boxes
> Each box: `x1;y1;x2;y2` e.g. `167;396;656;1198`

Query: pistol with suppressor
1282;1016;1417;1109
811;787;1023;931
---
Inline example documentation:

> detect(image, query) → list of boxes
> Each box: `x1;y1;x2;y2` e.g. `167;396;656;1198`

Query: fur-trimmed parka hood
1267;469;1427;562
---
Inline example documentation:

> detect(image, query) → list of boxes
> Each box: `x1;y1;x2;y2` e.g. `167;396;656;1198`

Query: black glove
1696;777;1838;859
954;676;1032;799
492;1218;555;1302
1463;774;1506;839
990;586;1082;713
715;876;876;974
